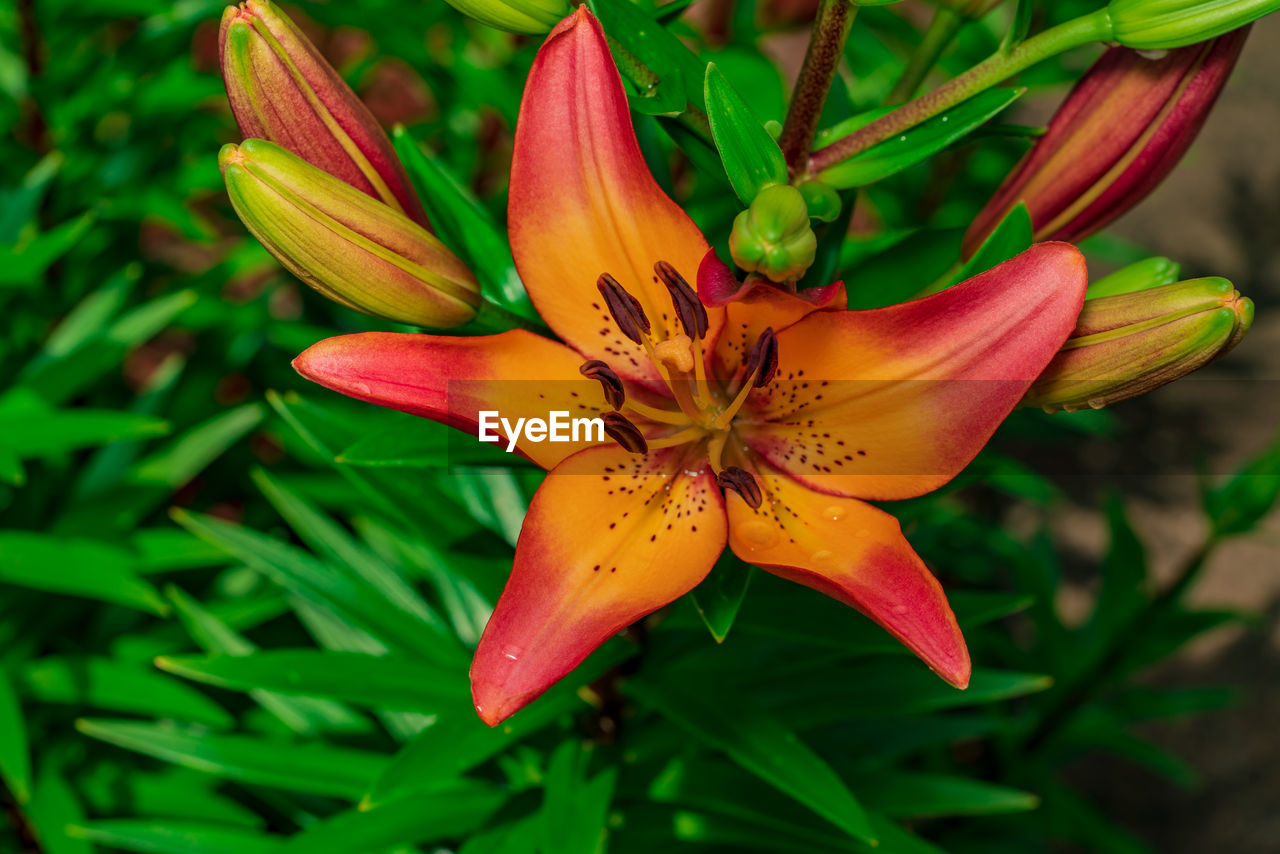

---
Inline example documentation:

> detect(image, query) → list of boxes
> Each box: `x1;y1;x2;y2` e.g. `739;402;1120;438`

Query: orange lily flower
293;7;1088;726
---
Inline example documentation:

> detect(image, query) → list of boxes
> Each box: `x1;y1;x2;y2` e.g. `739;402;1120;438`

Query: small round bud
797;180;842;223
729;185;818;283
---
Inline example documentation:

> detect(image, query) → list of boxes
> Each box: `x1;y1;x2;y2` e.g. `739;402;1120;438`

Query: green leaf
0;408;169;458
276;782;508;853
690;552;755;643
251;468;458;649
363;642;634;806
391;127;534;319
630;675;876;843
26;765;93;854
0;212;95;288
166;586;369;736
541;740;617;854
66;820;280;854
0;669;31;804
816;88;1023;189
76;720;389;799
704;64;788;204
172;509;461;666
156;650;469;711
1203;430;1280;536
0;531;167;614
131;404;264;488
946;202;1033;289
21;657;232;728
129;529;231;574
858;772;1039;819
337;414;522;468
589;0;707;115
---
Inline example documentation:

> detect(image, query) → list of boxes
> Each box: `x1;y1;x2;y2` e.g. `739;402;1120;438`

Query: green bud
1107;0;1275;48
1024;277;1252;413
442;0;572;34
1086;256;1181;298
221;139;481;328
797;180;842;223
729;184;818;283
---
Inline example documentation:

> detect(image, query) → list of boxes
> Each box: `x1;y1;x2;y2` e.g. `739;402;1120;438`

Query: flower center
579;261;776;508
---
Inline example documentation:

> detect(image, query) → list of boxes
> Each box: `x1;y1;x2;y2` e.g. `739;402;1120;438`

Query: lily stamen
579;359;625;410
713;328;777;431
597;273;651;345
600;412;648;454
655;260;713;409
717;465;763;509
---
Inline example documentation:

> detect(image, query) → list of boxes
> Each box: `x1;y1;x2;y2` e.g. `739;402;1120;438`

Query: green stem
779;0;857;177
808;8;1112;175
888;6;965;104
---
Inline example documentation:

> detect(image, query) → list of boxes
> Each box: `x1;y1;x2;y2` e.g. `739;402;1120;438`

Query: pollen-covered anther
655;260;709;340
717;466;763;509
597;273;651;345
653;335;695;375
601;412;649;455
744;327;779;388
579;359;625;410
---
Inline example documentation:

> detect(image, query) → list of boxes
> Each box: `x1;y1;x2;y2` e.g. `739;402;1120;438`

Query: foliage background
1;0;1277;852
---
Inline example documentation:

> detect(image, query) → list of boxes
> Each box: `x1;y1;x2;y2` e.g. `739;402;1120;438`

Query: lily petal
509;8;719;383
727;464;969;688
698;251;847;377
472;445;727;724
293;330;611;469
741;243;1087;500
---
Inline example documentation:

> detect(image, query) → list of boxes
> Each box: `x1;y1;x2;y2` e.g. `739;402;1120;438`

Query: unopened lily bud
1024;277;1252;413
220;1;428;226
441;0;573;34
1087;256;1180;298
964;33;1248;256
221;139;480;328
729;184;818;283
1108;0;1277;48
938;0;1007;19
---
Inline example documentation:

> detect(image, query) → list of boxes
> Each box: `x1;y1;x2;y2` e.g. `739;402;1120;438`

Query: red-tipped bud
964;31;1249;256
219;0;428;226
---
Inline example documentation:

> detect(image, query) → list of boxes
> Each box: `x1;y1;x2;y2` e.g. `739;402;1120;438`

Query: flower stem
779;0;857;177
807;8;1112;176
887;6;965;104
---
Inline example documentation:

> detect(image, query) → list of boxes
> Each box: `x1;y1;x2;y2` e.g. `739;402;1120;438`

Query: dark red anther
579;359;625;410
744;327;778;388
601;412;648;455
597;274;651;345
717;466;762;509
655;260;709;340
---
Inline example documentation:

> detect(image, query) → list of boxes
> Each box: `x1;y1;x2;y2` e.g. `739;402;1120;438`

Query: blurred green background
1;1;1278;852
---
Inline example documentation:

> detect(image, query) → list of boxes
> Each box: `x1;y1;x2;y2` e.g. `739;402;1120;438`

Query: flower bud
938;0;1007;19
221;139;481;328
219;1;428;226
1023;277;1252;413
964;32;1248;256
1107;0;1277;48
441;0;573;34
729;184;818;283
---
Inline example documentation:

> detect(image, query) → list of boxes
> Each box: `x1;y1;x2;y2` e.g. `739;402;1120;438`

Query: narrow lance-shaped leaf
816;88;1022;189
705;64;788;204
629;675;876;843
76;720;389;799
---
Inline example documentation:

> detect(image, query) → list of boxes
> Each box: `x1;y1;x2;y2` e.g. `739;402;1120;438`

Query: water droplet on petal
738;520;779;550
891;604;909;616
501;645;523;662
810;550;838;570
822;504;846;522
